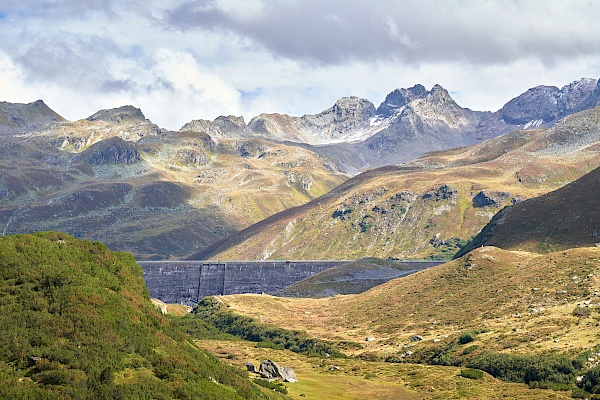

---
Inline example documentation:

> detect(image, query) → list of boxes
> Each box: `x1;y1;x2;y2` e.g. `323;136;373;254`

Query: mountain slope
0;100;66;135
456;164;600;257
0;104;347;260
192;107;600;261
0;232;281;400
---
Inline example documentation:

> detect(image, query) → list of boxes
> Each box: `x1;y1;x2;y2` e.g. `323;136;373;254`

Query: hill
456;164;600;257
0;232;283;399
221;245;600;361
192;107;600;261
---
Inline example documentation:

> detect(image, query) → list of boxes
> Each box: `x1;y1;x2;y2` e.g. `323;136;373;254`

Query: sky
1;0;599;131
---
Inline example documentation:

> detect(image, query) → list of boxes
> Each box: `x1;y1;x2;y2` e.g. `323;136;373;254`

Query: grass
221;246;600;359
196;339;573;399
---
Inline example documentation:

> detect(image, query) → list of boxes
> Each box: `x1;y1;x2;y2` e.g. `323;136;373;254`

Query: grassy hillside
222;246;600;361
0;232;284;399
194;110;600;260
456;164;600;257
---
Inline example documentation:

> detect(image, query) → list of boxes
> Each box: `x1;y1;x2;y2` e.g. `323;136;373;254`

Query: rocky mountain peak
499;78;598;126
556;78;599;112
87;105;147;124
0;99;66;135
329;96;376;122
180;115;247;138
376;84;428;117
426;84;456;105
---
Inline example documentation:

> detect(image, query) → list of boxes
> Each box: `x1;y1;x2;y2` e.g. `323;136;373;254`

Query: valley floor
196;339;572;399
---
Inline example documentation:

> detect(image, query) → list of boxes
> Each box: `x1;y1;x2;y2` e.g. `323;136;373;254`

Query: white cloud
0;0;599;131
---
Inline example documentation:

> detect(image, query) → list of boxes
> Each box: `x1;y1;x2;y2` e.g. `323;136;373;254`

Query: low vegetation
176;297;352;358
0;233;283;399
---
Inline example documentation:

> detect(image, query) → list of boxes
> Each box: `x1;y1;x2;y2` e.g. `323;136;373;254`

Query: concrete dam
140;260;444;305
139;260;348;304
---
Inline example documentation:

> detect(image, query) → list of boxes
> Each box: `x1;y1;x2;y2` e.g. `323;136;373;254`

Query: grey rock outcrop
258;359;298;383
180;115;248;138
75;136;141;165
472;191;511;207
87;105;147;124
422;184;459;201
246;362;256;373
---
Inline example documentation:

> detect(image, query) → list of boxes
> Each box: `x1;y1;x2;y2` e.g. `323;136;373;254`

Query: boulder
258;359;298;382
245;362;256;373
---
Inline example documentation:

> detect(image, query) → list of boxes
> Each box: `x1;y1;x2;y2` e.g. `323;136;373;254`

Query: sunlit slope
0;130;346;260
194;108;600;260
223;246;600;359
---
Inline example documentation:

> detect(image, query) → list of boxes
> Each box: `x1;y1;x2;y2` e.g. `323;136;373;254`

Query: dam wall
139;260;348;304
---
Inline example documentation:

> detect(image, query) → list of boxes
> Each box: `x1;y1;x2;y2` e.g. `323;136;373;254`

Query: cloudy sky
1;0;599;130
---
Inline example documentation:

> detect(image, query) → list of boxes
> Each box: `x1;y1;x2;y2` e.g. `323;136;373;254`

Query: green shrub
459;369;483;380
468;351;578;385
459;331;477;344
582;365;600;393
0;233;279;400
254;379;288;394
462;345;479;355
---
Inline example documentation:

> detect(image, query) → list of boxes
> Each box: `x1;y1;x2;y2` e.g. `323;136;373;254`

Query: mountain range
1;77;599;260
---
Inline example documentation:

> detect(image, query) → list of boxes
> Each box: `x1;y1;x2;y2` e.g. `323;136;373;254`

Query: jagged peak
376;84;428;117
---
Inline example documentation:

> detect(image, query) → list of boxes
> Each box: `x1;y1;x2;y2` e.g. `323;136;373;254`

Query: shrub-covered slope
0;232;282;400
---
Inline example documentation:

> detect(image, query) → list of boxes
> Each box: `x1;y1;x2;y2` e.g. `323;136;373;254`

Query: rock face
180;115;248;138
376;84;429;117
258;359;298;383
0;100;66;135
75;136;141;165
472;191;511;207
499;78;599;125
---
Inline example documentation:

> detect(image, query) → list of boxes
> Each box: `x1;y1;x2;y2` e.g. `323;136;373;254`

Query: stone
282;367;298;383
75;136;141;165
472;190;510;207
258;359;298;383
245;362;256;373
410;335;423;341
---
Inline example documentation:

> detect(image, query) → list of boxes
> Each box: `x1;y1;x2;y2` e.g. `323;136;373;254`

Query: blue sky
1;0;599;130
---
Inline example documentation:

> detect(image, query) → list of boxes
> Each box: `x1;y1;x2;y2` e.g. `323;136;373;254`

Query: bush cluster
467;351;579;386
0;233;280;400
